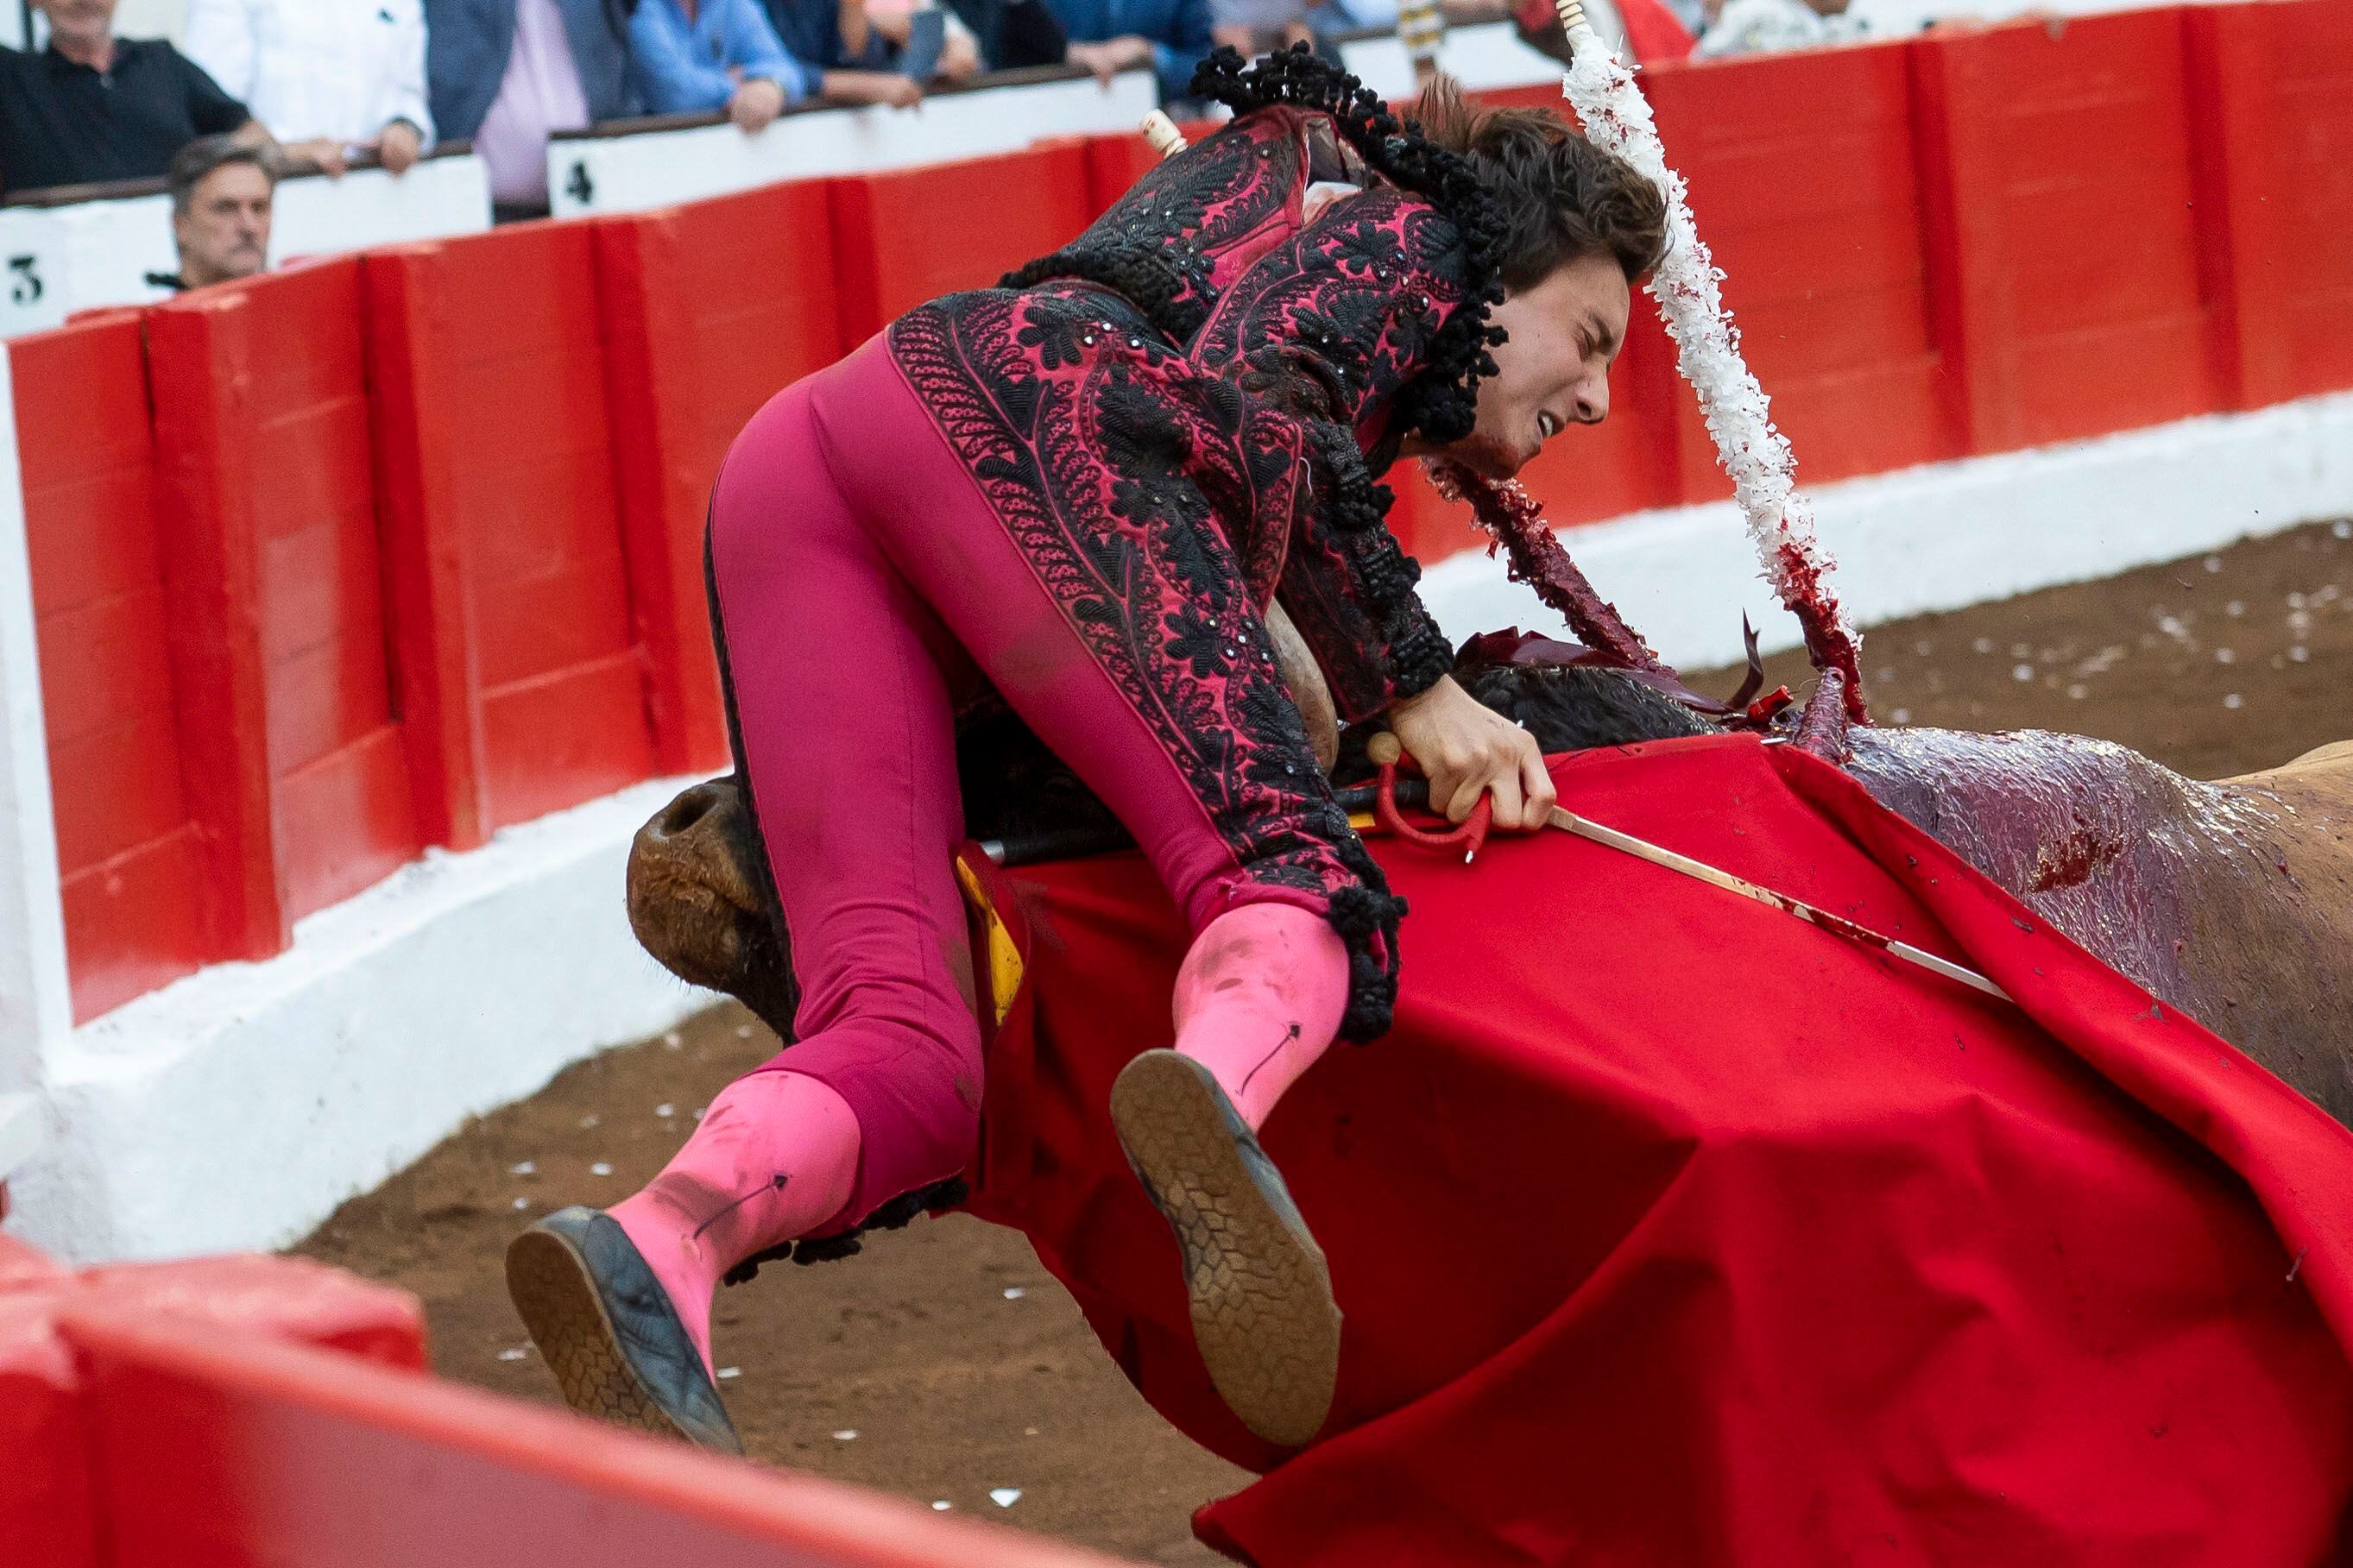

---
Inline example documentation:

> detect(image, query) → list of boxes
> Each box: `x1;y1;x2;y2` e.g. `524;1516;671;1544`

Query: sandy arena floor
294;518;2353;1565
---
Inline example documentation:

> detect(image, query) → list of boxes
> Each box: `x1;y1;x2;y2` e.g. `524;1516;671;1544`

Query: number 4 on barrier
565;162;595;209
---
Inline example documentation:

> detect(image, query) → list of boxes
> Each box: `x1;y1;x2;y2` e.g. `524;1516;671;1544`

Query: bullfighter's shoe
505;1206;745;1455
1110;1048;1341;1448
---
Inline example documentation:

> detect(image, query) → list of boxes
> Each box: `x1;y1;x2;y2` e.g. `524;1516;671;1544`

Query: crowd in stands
0;0;1214;212
0;0;1864;291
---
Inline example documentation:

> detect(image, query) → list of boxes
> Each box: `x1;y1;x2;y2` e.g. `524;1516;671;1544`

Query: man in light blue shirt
630;0;817;130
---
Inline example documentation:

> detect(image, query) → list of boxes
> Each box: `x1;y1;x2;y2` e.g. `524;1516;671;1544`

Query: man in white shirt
185;0;436;175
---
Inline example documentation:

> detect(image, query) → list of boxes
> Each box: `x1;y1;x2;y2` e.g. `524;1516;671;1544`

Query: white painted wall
1422;391;2353;675
0;344;68;1188
4;775;721;1263
548;69;1160;218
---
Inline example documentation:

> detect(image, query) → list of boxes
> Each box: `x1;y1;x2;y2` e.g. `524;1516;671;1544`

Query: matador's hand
1385;675;1556;832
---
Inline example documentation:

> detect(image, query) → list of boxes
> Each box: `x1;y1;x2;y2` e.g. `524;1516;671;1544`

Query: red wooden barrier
1;1245;424;1568
830;142;1101;344
1646;40;1958;492
147;260;427;933
365;224;660;841
594;182;843;777
12;315;222;1019
56;1306;1132;1568
2183;0;2353;412
1913;9;2224;453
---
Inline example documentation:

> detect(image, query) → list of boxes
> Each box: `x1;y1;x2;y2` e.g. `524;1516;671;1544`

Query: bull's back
1850;727;2353;1125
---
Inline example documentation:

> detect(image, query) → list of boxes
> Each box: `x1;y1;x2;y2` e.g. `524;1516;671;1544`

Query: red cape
961;736;2353;1565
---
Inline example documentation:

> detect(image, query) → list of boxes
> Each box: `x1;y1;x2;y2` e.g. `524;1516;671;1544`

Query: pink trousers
705;337;1335;1225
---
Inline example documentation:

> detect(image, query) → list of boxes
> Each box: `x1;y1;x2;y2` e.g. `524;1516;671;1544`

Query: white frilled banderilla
1550;0;1870;727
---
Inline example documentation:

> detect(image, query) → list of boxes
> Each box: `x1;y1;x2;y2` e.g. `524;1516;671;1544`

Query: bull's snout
648;778;735;847
627;775;773;996
634;778;764;916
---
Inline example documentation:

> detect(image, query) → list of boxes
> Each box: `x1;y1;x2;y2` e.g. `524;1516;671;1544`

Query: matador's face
1443;253;1631;481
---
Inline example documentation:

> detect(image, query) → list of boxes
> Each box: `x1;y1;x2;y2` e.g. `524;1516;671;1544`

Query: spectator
630;0;819;130
426;0;638;217
148;134;275;292
758;0;968;104
1203;0;1307;63
185;0;435;177
1693;0;1862;56
0;0;257;198
1048;0;1211;104
934;0;1069;70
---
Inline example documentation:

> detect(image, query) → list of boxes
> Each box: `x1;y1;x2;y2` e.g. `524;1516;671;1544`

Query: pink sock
1171;903;1350;1132
609;1069;861;1374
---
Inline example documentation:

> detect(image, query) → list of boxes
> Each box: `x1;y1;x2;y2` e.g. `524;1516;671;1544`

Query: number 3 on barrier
7;255;41;307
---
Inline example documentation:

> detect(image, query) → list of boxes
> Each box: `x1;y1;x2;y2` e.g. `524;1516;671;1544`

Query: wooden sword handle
1139;110;1186;161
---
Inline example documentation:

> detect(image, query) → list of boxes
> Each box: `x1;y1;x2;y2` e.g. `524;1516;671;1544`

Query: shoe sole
1111;1052;1341;1448
505;1225;729;1452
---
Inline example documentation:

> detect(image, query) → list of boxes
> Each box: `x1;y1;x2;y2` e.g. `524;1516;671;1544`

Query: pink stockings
1172;903;1351;1130
614;338;1350;1367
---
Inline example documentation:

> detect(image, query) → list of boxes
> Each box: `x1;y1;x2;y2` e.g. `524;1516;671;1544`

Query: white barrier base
1422;391;2353;673
3;775;721;1264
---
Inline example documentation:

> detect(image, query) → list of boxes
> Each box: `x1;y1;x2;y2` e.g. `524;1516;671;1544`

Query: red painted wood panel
12;314;225;1019
1913;10;2223;454
148;261;424;925
595;181;841;776
57;1305;1127;1568
1646;41;1955;493
363;224;659;835
2184;0;2353;411
830;142;1101;344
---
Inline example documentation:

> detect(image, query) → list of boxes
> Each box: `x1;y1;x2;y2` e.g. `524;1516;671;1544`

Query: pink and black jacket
888;52;1511;1037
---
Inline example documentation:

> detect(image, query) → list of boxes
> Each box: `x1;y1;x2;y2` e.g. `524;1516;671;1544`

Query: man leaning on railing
185;0;437;179
628;0;829;130
0;0;260;200
428;0;641;220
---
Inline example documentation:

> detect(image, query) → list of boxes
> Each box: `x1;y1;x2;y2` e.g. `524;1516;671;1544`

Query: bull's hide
959;736;2353;1568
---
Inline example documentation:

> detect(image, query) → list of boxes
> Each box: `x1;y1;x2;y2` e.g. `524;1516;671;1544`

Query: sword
1541;805;2012;1003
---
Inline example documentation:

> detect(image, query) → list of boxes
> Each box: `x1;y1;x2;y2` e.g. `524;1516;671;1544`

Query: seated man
426;0;639;218
148;134;275;292
1047;0;1211;103
185;0;436;176
629;0;819;132
0;0;256;198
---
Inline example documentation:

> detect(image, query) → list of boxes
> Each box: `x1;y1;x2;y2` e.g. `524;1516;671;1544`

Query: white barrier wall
0;343;68;1193
548;66;1160;219
0;150;491;339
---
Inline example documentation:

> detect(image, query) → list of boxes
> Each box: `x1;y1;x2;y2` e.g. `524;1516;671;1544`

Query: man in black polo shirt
0;0;260;199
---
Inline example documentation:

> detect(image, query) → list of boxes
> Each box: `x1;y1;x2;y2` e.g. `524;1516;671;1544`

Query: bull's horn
1265;601;1341;775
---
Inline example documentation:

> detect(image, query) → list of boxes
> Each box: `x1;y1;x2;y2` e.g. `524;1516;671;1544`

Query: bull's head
628;604;1347;1024
626;777;797;1036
